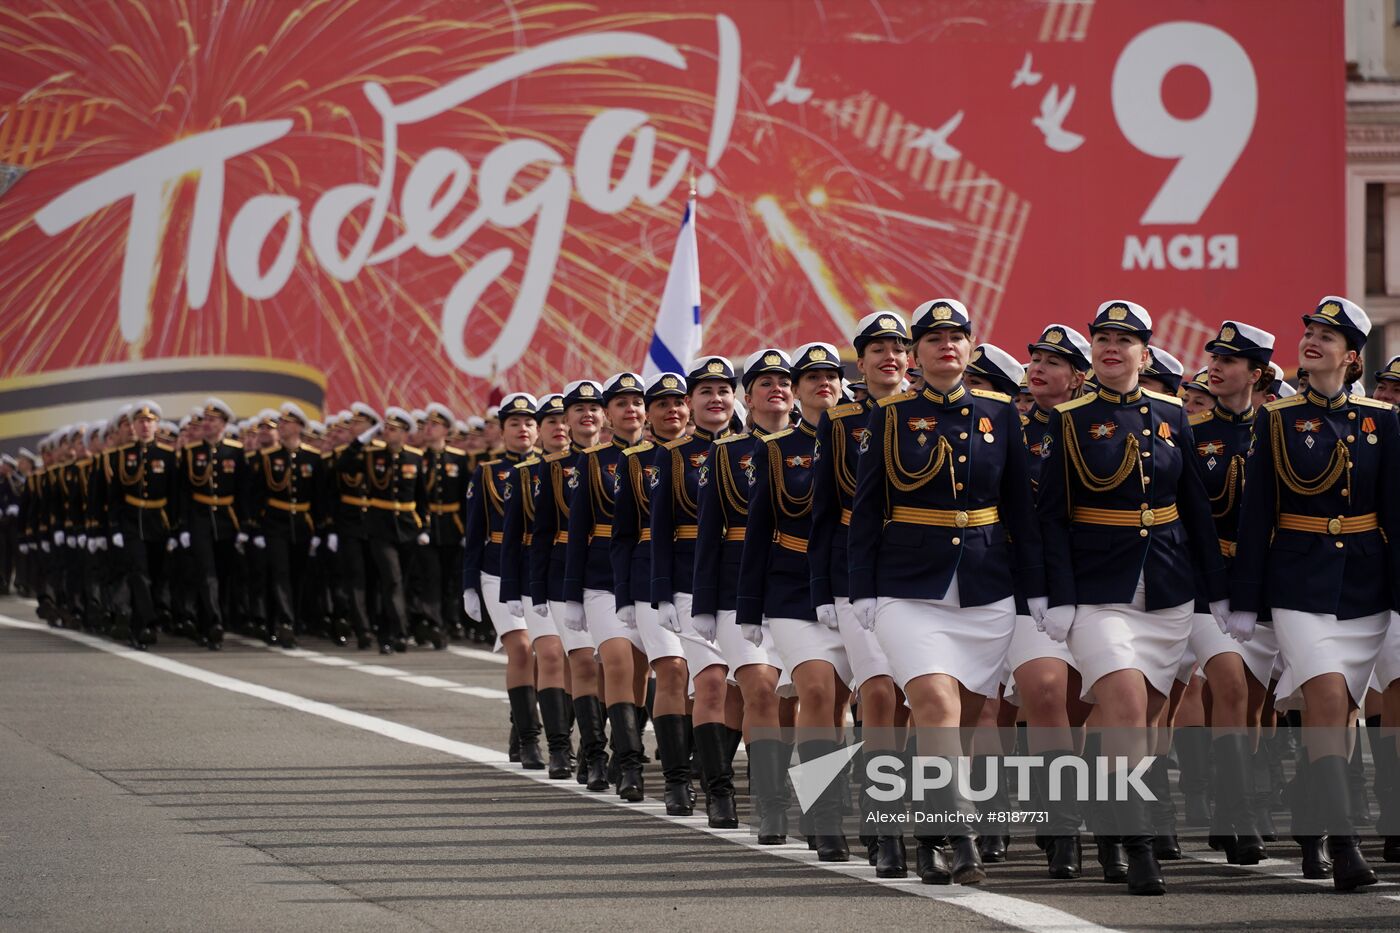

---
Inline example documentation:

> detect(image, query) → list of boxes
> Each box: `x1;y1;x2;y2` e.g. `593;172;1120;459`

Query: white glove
40;541;50;553
853;598;877;632
692;612;717;642
416;532;430;546
67;536;79;549
1040;605;1075;642
179;531;191;549
327;533;339;553
463;588;482;621
96;536;107;551
1225;610;1257;643
815;604;839;631
617;603;636;628
54;530;65;546
357;425;380;445
253;535;266;550
166;537;178;552
741;623;764;646
87;538;98;554
236;532;248;546
4;504;17;516
563;601;587;632
112;532;124;549
657;601;680;633
1209;599;1231;635
533;600;551;618
18;543;28;554
507;599;524;619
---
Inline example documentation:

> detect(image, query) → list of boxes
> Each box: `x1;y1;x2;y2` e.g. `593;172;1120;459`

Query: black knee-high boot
1373;730;1400;862
748;738;790;845
573;695;610;792
608;702;645;802
653;714;694;815
1085;733;1127;883
1312;754;1377;891
537;687;574;780
796;739;850;861
1212;733;1264;864
1041;750;1083;879
506;687;545;770
696;722;739;828
1146;756;1181;860
1117;787;1165;896
1174;725;1212;827
1290;755;1332;880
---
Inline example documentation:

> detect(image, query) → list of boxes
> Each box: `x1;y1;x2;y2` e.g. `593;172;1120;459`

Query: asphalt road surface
2;594;1398;932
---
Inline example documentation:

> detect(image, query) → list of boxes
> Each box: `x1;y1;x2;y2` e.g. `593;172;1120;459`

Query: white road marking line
447;644;506;665
2;614;1118;933
445;685;509;700
307;656;359;667
397;675;463;689
351;664;404;677
1186;848;1398;889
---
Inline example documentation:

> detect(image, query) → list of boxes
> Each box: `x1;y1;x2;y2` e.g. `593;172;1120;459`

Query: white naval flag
642;198;702;378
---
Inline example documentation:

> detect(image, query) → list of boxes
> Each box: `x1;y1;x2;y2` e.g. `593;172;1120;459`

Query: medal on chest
1089;422;1117;440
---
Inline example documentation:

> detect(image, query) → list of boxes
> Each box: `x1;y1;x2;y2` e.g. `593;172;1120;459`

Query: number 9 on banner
1112;22;1258;225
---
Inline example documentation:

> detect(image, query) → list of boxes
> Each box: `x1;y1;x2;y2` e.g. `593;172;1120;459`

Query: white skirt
1191;616;1281;689
635;600;686;663
835;596;894;690
1187;612;1244;672
482;573;527;653
1272;608;1389;711
673;592;728;675
523;595;559;643
1003;613;1078;706
1066;576;1192;703
1175;644;1198;686
548;599;599;655
1373;612;1400;691
768;616;853;698
714;608;782;685
584;587;643;653
873;578;1015;700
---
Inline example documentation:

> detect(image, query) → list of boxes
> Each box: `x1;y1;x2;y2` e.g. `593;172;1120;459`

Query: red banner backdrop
0;0;1344;424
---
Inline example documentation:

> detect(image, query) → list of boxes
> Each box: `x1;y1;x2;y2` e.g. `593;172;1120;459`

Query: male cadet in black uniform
177;398;243;649
340;406;427;654
415;402;469;649
243;403;326;649
328;402;382;650
107;401;180;649
0;453;20;594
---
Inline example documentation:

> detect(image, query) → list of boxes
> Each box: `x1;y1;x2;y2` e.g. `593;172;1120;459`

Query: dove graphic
767;56;813;106
1011;52;1042;88
1033;84;1084;153
906;111;964;161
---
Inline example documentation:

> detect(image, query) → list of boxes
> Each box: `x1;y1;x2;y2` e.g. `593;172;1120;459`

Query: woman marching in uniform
1183;321;1281;866
500;394;575;779
529;381;608;789
1228;297;1398;891
462;393;541;767
691;349;794;841
647;358;743;826
848;299;1044;886
1037;301;1228;896
562;373;650;801
611;371;695;815
739;342;850;858
809;313;912;876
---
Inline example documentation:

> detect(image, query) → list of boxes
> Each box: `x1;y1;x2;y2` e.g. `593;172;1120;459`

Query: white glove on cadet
179;531;191;549
1225;610;1257;643
852;598;877;632
563;601;587;632
533;600;551;618
112;532;124;549
54;530;65;546
815;604;839;631
462;588;482;621
1027;596;1049;626
616;603;636;629
507;599;524;619
252;535;266;550
1209;599;1231;635
327;533;339;553
166;538;178;552
416;532;430;546
1040;605;1075;642
691;613;717;642
657;601;680;633
357;424;380;445
741;623;764;646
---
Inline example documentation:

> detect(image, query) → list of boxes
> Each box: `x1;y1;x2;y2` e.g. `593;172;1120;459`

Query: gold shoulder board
1143;388;1183;407
877;390;916;408
1055;392;1099;413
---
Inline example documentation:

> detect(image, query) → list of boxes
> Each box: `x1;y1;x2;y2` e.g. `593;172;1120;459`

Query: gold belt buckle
1140;509;1156;527
1327;517;1343;536
954;510;969;528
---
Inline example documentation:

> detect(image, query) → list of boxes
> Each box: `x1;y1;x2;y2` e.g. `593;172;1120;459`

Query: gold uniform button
1335;541;1345;549
1140;407;1149;414
1143;476;1151;484
955;482;965;491
1341;489;1349;496
951;537;961;546
1139;529;1149;538
1142;429;1151;436
961;408;970;416
1142;452;1152;459
1347;436;1355;443
1348;412;1357;420
960;432;969;440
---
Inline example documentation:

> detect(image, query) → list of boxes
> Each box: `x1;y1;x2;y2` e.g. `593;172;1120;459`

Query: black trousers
188;522;236;635
367;538;410;646
266;532;311;634
338;536;374;637
415;543;464;631
0;518;16;592
122;535;167;631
